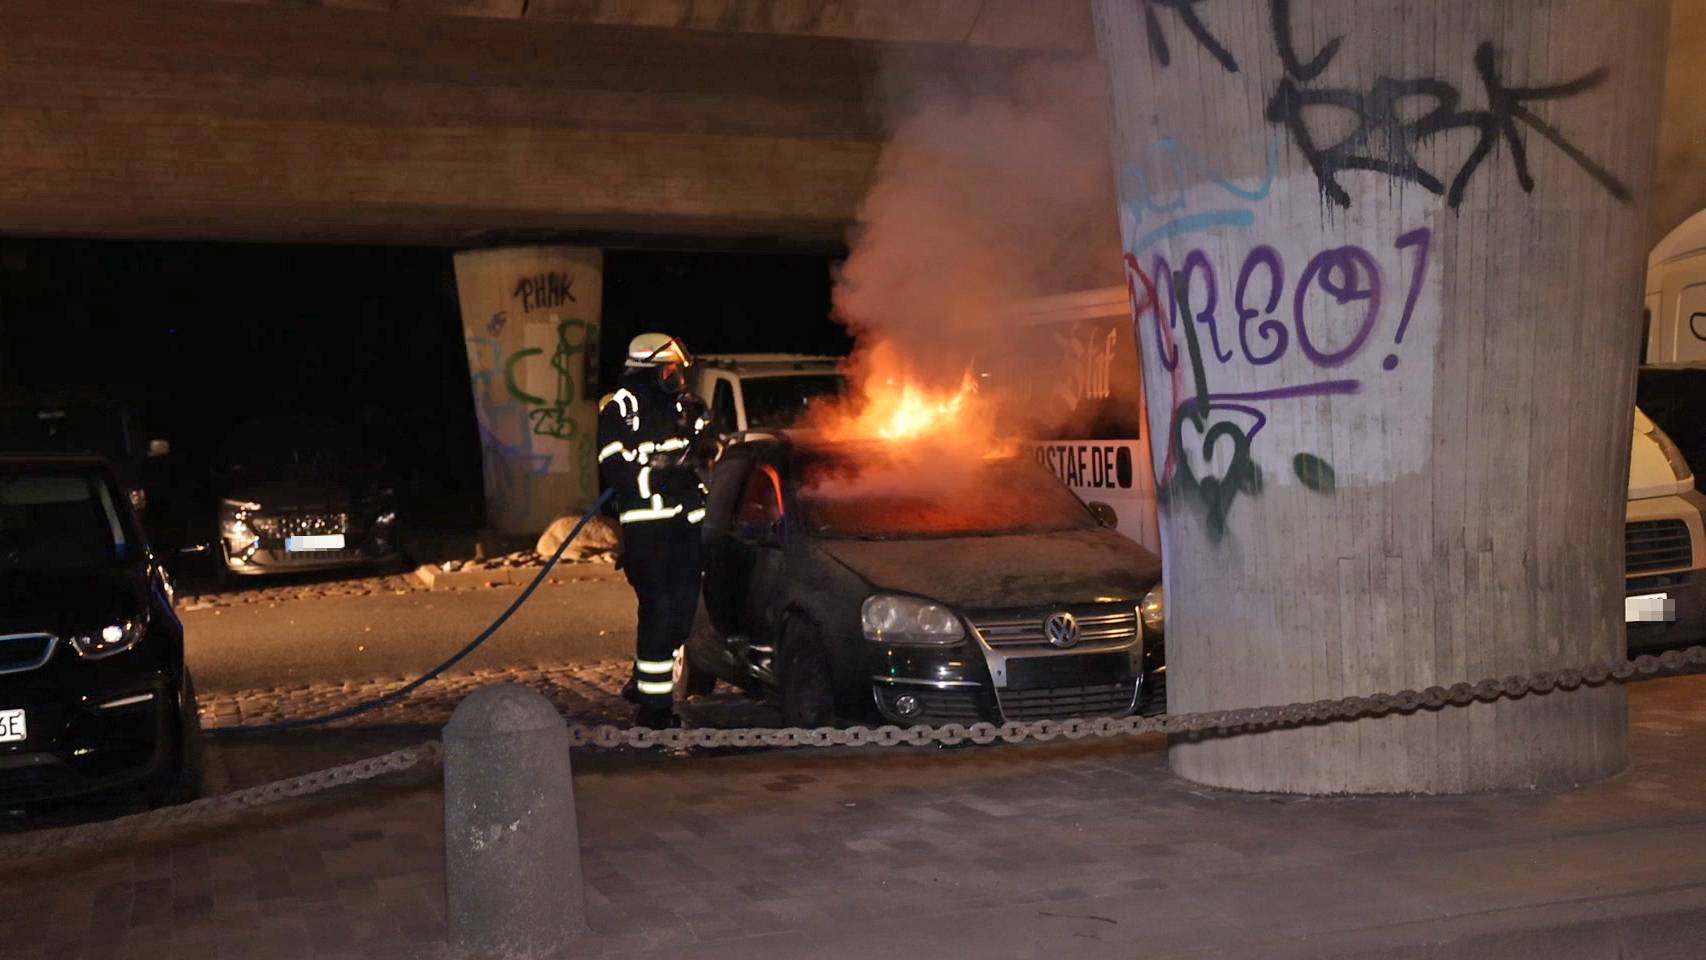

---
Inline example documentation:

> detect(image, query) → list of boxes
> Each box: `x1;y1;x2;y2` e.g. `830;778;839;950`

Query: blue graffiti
466;336;554;515
1122;132;1279;255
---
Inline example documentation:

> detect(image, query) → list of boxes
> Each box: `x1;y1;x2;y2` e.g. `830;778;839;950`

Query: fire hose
207;488;616;736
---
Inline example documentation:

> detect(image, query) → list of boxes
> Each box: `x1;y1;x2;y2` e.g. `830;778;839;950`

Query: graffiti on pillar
1119;133;1279;257
1129;0;1633;209
513;273;577;313
501;317;597;493
1267;0;1632;209
1124;227;1436;539
466;335;554;517
1140;0;1239;73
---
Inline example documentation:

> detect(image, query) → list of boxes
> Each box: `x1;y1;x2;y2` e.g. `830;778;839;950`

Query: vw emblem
1044;612;1080;649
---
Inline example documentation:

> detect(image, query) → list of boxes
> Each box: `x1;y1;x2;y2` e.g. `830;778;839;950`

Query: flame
806;340;987;446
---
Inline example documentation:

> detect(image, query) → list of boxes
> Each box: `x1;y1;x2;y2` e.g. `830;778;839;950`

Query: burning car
683;433;1165;726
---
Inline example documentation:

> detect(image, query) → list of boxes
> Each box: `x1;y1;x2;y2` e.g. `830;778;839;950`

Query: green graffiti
1293;453;1336;494
503;348;546;405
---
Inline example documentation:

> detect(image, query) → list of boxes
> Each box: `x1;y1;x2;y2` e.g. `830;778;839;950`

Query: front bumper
0;670;173;804
868;608;1159;725
224;522;398;576
1627;570;1706;653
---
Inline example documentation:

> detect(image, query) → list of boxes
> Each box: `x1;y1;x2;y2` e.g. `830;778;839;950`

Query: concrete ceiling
0;0;1060;248
213;0;1096;52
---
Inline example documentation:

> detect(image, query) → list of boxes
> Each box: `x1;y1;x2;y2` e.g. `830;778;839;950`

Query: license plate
1005;653;1130;691
0;709;24;743
1626;592;1675;623
286;534;346;552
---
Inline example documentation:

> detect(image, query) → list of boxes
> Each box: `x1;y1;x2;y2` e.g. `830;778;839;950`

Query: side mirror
147;438;171;458
1087;501;1119;528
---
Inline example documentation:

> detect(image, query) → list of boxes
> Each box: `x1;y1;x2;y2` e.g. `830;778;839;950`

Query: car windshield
795;450;1097;540
0;404;131;459
220;417;369;473
743;375;845;430
0;465;134;570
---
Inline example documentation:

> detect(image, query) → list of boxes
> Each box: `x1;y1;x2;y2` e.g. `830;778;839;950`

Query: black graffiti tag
1142;0;1239;73
1266;0;1630;209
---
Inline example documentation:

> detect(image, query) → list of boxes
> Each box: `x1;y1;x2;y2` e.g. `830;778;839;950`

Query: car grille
0;633;56;675
1627;520;1693;575
252;512;350;538
970;605;1138;648
998;681;1139;722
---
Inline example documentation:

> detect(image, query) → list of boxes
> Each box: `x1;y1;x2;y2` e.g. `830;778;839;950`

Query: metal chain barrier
6;644;1704;860
573;644;1706;750
0;741;441;861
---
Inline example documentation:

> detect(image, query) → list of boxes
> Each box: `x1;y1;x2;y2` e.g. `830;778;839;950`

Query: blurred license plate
0;709;24;743
286;534;346;552
1625;593;1674;623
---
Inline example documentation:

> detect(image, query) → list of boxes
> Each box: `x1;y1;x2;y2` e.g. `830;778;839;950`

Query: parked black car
684;434;1166;726
0;455;200;806
0;393;170;518
214;416;400;578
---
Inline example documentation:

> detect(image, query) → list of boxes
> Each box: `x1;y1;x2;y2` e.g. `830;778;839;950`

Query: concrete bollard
444;684;586;959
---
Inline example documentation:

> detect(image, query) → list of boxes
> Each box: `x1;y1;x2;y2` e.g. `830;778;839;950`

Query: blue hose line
209;488;615;736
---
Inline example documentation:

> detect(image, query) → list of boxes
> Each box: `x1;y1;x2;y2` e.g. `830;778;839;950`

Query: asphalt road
182;573;638;693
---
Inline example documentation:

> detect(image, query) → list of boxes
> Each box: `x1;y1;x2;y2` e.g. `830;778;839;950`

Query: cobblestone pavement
196;659;641;730
8;676;1706;960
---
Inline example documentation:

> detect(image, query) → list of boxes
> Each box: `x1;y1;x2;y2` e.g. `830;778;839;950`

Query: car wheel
147;672;205;808
781;624;836;728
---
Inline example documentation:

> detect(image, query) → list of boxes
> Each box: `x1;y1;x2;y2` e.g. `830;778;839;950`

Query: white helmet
625;333;692;368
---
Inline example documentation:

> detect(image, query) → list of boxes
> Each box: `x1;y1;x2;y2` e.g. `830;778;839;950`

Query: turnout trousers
621;516;704;711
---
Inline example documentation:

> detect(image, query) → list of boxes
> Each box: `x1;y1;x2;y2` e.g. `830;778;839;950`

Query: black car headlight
70;617;147;660
862;594;966;646
1140;583;1164;637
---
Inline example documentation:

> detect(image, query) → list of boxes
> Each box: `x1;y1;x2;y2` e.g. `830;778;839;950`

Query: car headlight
70;618;147;659
1140;583;1164;637
862;594;965;646
221;517;259;553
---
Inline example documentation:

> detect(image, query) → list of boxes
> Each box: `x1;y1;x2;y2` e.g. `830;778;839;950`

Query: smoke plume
832;53;1124;391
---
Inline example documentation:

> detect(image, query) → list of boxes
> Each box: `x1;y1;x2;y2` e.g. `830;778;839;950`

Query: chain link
567;644;1706;750
0;742;441;861
7;644;1704;859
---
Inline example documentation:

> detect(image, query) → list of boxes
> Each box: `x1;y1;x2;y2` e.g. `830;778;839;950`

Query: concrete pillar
455;246;604;535
1093;0;1671;793
444;684;586;959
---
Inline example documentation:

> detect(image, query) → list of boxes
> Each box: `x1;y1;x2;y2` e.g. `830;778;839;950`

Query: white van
687;354;846;438
1645;209;1706;363
1627;408;1706;650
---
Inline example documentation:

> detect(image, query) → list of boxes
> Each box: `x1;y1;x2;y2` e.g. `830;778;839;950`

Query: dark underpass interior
0;239;846;556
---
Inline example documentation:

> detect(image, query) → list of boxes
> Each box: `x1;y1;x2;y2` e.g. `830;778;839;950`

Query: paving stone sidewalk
8;677;1706;960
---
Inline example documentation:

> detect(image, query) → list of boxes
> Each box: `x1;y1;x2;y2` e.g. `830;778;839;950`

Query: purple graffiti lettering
1181;250;1232;363
1149;254;1181;372
1234;245;1288;366
1387;228;1433;370
1294;247;1382;368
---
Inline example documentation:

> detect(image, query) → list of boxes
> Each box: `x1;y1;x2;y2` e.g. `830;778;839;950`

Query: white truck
1644;208;1706;363
686;354;846;437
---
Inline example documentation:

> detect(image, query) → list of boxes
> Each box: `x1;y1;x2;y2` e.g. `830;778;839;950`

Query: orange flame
804;341;982;443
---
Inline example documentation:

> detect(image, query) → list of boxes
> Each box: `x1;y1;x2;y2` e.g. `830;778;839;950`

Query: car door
734;460;790;657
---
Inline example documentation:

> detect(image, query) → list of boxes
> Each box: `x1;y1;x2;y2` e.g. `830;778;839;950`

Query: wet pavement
5;675;1706;960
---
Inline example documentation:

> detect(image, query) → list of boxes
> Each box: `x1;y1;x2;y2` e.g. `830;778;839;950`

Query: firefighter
597;333;713;728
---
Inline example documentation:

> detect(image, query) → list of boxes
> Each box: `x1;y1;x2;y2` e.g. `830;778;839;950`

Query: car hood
813;526;1162;610
0;567;148;636
226;476;356;510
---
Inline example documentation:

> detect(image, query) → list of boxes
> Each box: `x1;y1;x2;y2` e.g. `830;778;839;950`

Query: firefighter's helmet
625;333;692;368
